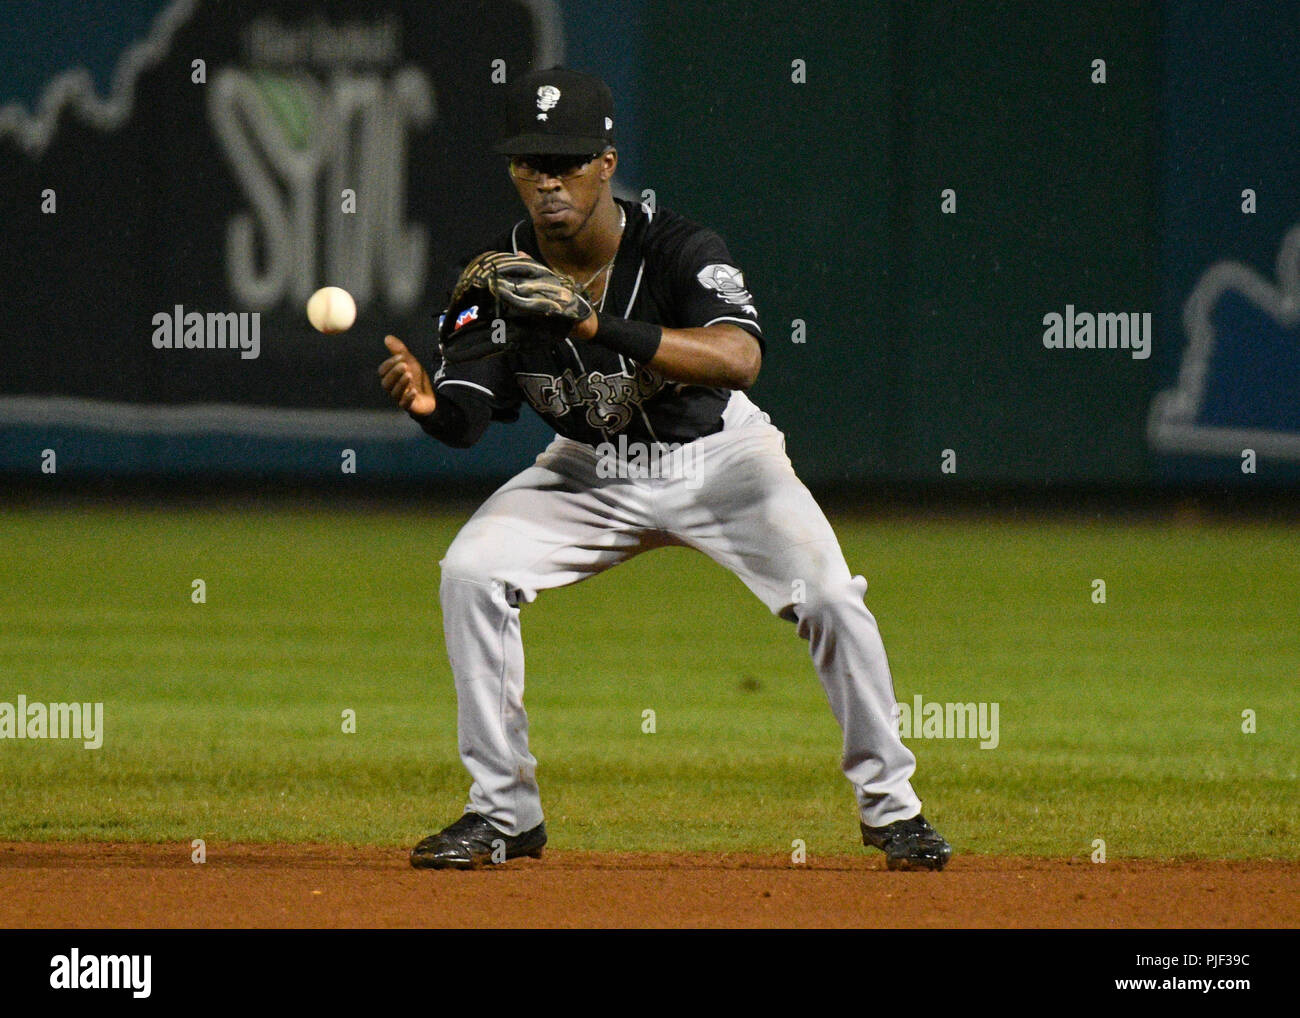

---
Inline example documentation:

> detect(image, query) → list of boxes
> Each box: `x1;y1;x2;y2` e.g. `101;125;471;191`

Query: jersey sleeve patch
695;263;757;317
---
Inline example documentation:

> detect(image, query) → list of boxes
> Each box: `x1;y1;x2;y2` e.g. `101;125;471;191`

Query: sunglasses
508;153;603;182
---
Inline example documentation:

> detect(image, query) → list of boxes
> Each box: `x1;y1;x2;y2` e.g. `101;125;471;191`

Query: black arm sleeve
412;317;520;448
412;241;524;448
414;384;492;449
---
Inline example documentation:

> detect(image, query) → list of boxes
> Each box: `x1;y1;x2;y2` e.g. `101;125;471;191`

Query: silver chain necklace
577;205;626;311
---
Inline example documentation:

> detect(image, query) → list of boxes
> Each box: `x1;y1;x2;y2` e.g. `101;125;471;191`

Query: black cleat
410;812;547;870
861;814;952;871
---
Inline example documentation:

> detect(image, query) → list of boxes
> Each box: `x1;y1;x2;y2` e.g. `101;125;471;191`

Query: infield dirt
1;843;1295;928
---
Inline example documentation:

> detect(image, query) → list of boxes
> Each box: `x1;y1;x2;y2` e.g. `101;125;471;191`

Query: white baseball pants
437;391;923;834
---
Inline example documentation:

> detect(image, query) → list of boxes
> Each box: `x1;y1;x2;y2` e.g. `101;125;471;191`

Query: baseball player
378;67;951;872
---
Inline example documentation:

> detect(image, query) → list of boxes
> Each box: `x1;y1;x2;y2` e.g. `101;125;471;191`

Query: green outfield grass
0;504;1295;859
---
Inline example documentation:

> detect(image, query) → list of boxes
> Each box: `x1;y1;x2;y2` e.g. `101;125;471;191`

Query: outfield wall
1;0;1296;488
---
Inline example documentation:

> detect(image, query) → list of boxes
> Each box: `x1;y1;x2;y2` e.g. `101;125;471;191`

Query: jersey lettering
517;365;666;433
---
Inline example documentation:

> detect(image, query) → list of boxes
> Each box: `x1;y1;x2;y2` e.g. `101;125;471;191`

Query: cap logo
536;85;560;121
604;116;613;131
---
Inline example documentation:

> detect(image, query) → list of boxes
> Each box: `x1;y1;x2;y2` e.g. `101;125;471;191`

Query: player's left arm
572;317;760;390
576;226;764;389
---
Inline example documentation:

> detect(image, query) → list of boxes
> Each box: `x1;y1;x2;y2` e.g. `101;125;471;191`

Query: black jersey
420;198;763;449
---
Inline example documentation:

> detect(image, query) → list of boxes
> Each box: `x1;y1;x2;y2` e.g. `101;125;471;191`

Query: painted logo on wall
1149;224;1300;460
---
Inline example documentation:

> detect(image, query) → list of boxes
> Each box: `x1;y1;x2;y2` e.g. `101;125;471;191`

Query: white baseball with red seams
307;286;356;333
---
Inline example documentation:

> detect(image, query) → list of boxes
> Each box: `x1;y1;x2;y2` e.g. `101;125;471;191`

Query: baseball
307;286;357;334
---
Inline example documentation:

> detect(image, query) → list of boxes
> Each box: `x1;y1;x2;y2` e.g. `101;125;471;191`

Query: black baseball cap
494;67;615;156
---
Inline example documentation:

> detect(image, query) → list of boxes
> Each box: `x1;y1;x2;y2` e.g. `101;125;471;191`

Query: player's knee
788;574;872;629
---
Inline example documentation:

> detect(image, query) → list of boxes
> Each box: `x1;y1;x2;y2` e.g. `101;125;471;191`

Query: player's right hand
379;335;437;418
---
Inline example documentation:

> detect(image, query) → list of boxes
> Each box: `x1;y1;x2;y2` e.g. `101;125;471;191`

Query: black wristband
591;316;662;364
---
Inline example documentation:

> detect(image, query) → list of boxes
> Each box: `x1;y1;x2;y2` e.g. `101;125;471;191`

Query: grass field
0;504;1295;859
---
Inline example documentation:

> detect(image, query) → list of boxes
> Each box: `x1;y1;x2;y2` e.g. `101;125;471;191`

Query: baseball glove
438;251;594;364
